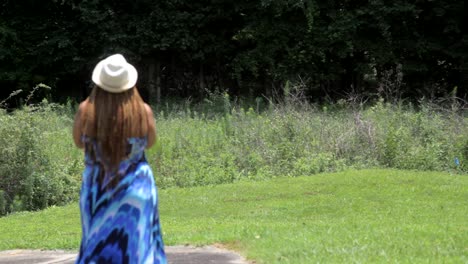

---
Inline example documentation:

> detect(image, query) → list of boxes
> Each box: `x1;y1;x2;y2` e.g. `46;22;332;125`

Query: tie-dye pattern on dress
76;135;166;264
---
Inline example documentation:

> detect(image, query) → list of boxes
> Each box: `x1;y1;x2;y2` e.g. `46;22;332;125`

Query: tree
1;0;466;102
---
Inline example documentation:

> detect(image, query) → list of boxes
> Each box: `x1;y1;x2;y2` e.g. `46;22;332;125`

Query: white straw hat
92;54;138;93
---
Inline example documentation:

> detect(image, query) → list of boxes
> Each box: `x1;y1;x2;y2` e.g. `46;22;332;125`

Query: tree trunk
147;58;156;103
460;5;468;98
263;77;271;99
155;59;161;103
199;62;205;96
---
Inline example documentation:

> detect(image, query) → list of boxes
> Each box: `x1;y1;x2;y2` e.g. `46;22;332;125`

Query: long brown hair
81;86;148;169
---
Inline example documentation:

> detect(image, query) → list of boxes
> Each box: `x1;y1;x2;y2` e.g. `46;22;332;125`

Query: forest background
1;0;467;103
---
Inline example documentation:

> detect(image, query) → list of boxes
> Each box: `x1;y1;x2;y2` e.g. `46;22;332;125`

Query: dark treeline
1;0;467;104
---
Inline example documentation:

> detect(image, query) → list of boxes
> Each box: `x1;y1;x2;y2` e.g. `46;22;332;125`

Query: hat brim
91;59;138;93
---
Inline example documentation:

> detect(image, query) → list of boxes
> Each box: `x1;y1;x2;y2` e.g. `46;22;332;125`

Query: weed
1;89;467;215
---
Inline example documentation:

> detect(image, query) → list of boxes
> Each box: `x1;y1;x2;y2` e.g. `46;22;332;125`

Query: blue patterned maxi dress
76;136;166;264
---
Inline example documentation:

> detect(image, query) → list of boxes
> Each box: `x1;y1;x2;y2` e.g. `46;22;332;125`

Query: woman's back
77;135;166;264
74;54;166;264
81;135;148;188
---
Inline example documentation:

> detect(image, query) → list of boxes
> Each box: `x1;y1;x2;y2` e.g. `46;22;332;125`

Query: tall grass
149;98;467;189
0;90;467;215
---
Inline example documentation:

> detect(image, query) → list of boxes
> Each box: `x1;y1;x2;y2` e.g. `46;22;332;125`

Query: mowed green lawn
0;169;466;263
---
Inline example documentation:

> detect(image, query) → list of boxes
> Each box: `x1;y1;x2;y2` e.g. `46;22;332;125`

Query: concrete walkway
0;246;249;264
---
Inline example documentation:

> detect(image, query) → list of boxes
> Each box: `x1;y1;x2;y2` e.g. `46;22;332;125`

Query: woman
73;54;167;264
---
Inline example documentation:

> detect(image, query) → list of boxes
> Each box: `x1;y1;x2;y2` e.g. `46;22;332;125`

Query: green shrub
0;101;81;216
1;91;466;215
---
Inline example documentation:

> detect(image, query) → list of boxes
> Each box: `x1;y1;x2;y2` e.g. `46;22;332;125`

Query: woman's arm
73;100;87;149
145;103;157;149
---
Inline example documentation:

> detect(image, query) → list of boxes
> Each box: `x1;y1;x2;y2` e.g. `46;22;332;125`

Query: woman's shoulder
79;99;88;109
143;103;153;115
76;99;90;116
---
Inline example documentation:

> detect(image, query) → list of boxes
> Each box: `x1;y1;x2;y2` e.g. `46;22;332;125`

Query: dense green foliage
151;97;467;189
1;0;466;102
0;170;466;263
0;95;466;215
0;101;82;215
